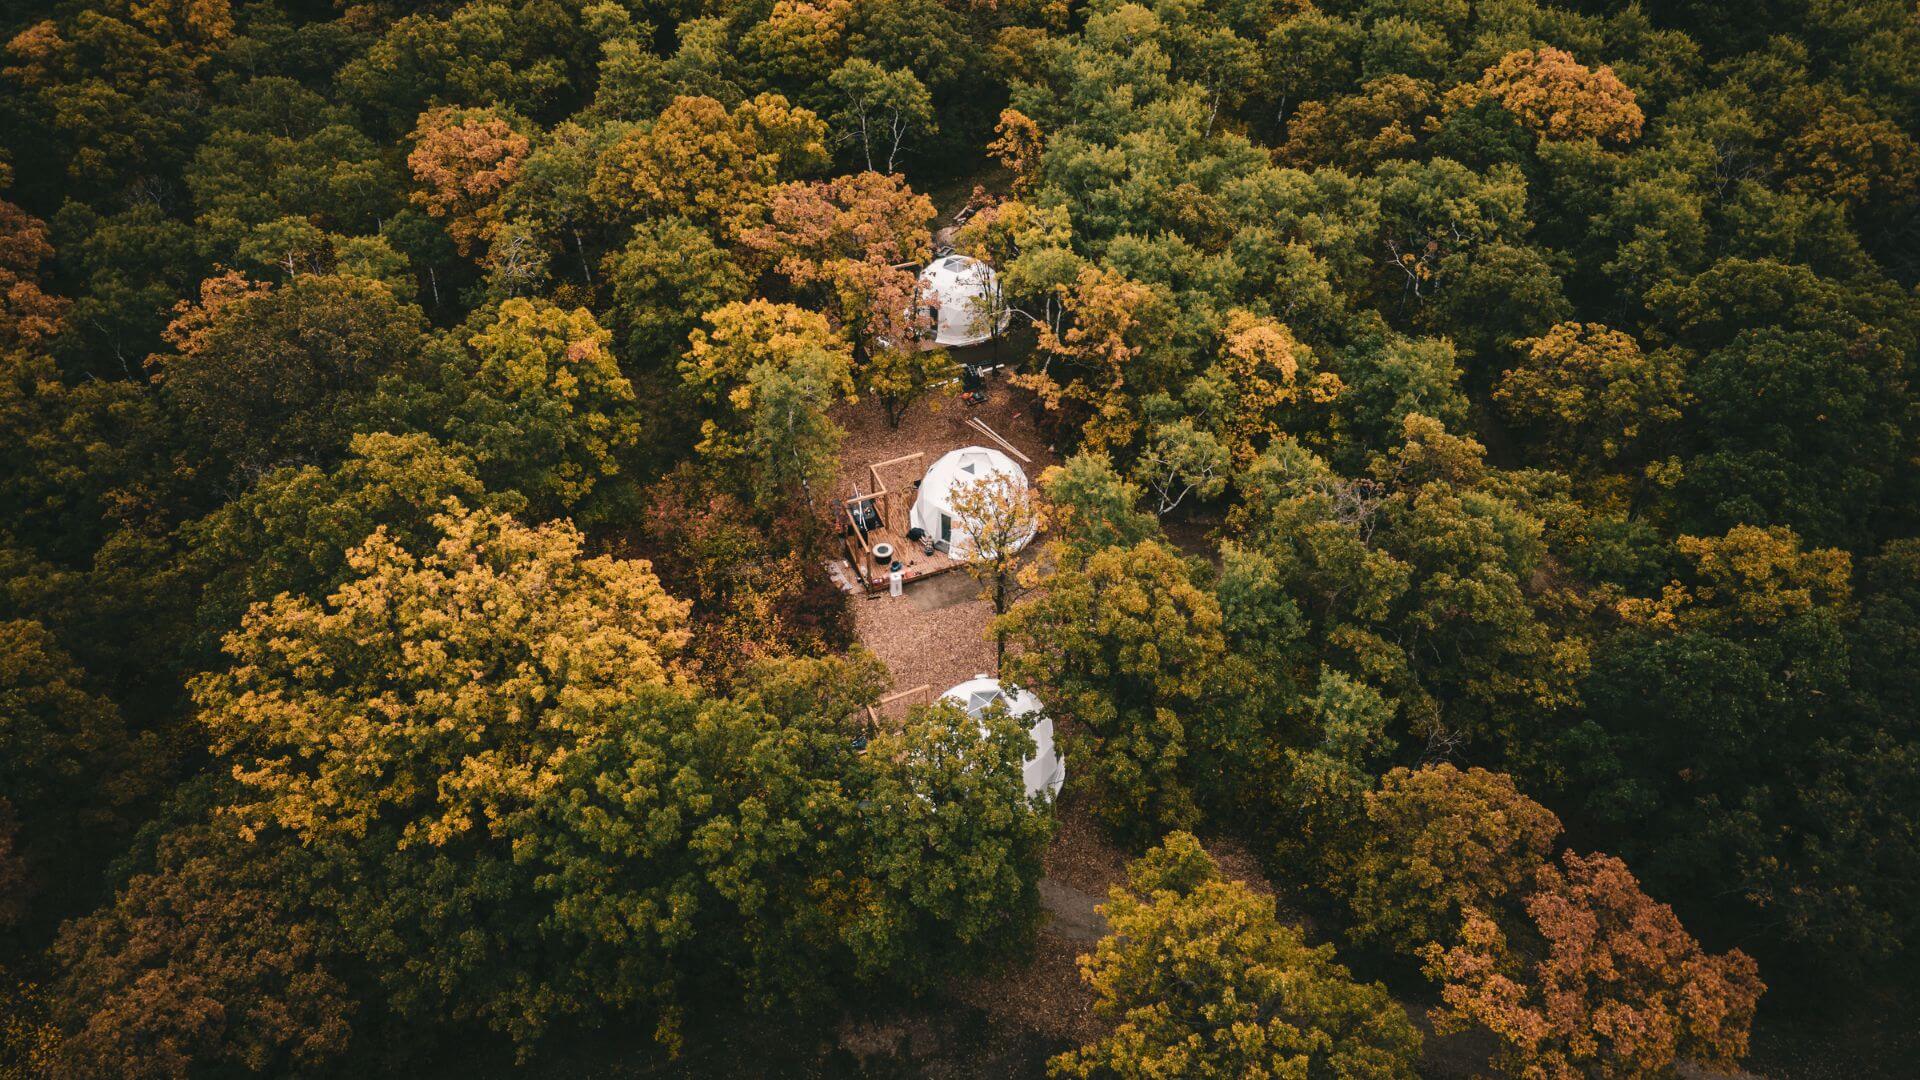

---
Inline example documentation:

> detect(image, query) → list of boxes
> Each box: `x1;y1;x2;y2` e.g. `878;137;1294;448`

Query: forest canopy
2;0;1917;1075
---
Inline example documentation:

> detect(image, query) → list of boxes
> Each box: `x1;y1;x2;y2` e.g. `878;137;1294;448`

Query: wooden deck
837;450;968;594
842;523;960;591
830;381;1053;596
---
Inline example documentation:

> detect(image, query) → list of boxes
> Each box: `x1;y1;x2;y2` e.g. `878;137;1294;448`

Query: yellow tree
740;173;943;404
987;108;1044;195
1449;47;1644;145
1206;310;1343;467
1494;321;1686;481
1053;832;1422;1080
947;469;1045;668
1345;764;1563;955
590;94;828;240
1779;90;1920;209
1017;266;1170;455
194;503;690;847
1618;524;1851;633
680;300;855;512
738;0;850;91
860;340;954;429
406;106;531;258
1282;74;1433;169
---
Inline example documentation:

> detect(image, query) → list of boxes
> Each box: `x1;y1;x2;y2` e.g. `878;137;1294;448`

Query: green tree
857;698;1052;982
511;652;1046;1047
424;297;640;517
50;202;204;375
0;347;175;567
1540;525;1893;967
1037;453;1160;563
184;77;396;260
177;432;520;663
0;618;160;918
1001;540;1229;837
1261;669;1394;894
3;0;230;192
603;217;749;365
151;272;428;477
827;59;935;173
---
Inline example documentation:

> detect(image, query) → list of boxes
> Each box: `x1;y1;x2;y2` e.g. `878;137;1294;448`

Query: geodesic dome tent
909;446;1035;561
942;677;1064;800
917;255;1009;347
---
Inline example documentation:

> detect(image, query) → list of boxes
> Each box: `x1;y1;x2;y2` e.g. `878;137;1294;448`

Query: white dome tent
917;254;1009;347
909;446;1035;560
942;676;1064;800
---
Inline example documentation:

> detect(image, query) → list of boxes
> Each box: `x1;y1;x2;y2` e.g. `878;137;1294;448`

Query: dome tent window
917;255;1010;347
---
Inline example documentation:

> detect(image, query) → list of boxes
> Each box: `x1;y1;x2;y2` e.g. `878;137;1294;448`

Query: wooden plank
868;452;926;536
966;417;1033;464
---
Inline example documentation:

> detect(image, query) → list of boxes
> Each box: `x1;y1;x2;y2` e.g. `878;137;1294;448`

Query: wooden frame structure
864;684;932;730
839;451;962;592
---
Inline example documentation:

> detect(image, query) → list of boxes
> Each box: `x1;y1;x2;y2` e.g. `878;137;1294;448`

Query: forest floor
834;380;1122;1054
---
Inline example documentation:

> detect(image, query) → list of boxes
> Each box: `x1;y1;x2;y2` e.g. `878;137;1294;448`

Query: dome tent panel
941;676;1064;800
917;255;1009;347
909;446;1036;561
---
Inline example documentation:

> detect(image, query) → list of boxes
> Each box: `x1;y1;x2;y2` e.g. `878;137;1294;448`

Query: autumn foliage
1458;48;1645;144
406;106;530;258
1054;833;1422;1079
7;0;1920;1071
1346;764;1564;955
1424;851;1764;1079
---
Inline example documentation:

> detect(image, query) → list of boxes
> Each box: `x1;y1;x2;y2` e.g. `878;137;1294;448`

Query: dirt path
1037;878;1106;941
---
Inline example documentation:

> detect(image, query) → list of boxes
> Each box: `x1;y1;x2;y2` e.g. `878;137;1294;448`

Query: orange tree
1447;47;1645;145
405;106;530;260
1424;851;1764;1079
